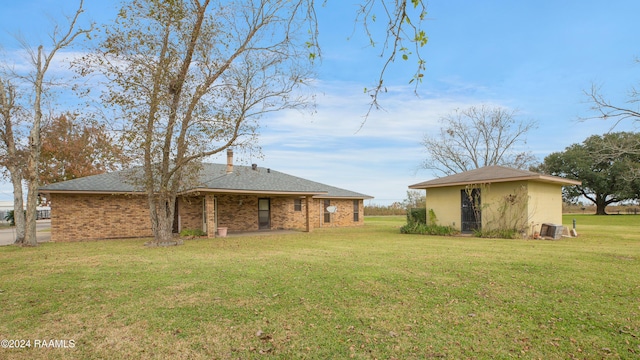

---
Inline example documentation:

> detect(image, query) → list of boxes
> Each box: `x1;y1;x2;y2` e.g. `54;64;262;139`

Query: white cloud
240;80;518;205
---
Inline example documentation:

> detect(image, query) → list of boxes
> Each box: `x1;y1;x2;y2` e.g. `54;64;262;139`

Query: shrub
473;228;521;239
179;228;206;237
400;222;458;236
4;210;26;227
406;208;427;225
428;209;438;225
401;208;458;236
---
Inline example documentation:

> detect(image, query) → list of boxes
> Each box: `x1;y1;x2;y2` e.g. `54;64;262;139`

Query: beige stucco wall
481;181;528;233
424;187;462;228
424;180;565;236
527;181;564;234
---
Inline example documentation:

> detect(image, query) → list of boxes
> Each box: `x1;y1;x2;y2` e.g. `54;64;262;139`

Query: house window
294;199;302;212
324;199;331;223
353;200;359;222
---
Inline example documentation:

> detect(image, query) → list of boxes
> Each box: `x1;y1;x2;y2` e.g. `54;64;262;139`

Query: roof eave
312;195;374;200
409;175;582;189
184;188;328;196
40;190;145;195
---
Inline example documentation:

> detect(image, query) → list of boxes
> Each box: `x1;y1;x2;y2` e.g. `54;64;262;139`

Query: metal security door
461;189;481;233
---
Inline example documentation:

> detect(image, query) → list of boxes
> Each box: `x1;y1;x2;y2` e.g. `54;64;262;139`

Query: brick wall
216;196;364;232
311;198;364;229
177;196;203;232
50;193;365;242
50;193;152;242
216;194;260;232
271;197;308;230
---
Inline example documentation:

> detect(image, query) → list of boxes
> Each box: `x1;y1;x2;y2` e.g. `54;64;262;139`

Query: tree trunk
0;80;26;243
3;3;88;246
595;195;608;215
148;193;177;245
10;171;25;244
23;180;39;246
21;46;45;247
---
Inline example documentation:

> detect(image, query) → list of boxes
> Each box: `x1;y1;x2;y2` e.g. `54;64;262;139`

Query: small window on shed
294;199;302;211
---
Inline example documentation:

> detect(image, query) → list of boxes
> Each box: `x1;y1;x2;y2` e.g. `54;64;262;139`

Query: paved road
0;220;51;246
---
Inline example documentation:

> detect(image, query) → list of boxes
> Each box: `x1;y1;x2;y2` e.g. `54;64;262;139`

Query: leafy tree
0;1;92;246
355;0;428;113
421;105;537;176
39;113;127;185
534;132;640;215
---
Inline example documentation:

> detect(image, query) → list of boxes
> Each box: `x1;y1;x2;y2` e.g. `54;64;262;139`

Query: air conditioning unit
540;223;564;239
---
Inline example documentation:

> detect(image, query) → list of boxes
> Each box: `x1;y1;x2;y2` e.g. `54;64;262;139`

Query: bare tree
582;59;640;182
0;0;92;246
584;78;640;164
0;80;27;243
585;83;640;129
77;0;428;245
77;0;326;244
422;105;537;176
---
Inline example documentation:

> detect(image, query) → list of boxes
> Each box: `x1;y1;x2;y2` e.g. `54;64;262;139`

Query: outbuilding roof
40;163;373;199
409;165;581;189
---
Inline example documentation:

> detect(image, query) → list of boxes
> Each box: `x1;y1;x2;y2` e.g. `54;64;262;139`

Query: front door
258;198;270;230
461;189;481;233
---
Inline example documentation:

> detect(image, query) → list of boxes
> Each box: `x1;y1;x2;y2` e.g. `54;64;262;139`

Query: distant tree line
364;190;425;216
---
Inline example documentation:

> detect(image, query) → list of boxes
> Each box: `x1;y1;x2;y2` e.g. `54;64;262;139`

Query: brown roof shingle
409;166;581;189
40;163;373;199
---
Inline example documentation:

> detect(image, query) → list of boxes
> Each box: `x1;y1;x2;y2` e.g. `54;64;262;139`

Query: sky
1;0;639;205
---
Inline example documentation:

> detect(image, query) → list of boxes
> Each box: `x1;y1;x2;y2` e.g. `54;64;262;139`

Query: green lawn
0;215;638;359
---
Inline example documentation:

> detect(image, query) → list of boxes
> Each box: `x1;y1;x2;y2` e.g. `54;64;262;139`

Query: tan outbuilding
409;166;582;237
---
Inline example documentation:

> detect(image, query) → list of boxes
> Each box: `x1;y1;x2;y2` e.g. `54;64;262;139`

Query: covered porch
175;192;321;237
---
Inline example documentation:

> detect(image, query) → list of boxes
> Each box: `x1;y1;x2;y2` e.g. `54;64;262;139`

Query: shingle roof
40;163;373;199
38;169;142;193
409;165;581;189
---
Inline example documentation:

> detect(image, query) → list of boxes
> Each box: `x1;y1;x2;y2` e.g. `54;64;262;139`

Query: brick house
40;151;373;242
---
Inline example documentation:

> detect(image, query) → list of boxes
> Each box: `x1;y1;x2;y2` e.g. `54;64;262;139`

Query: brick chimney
226;148;233;174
